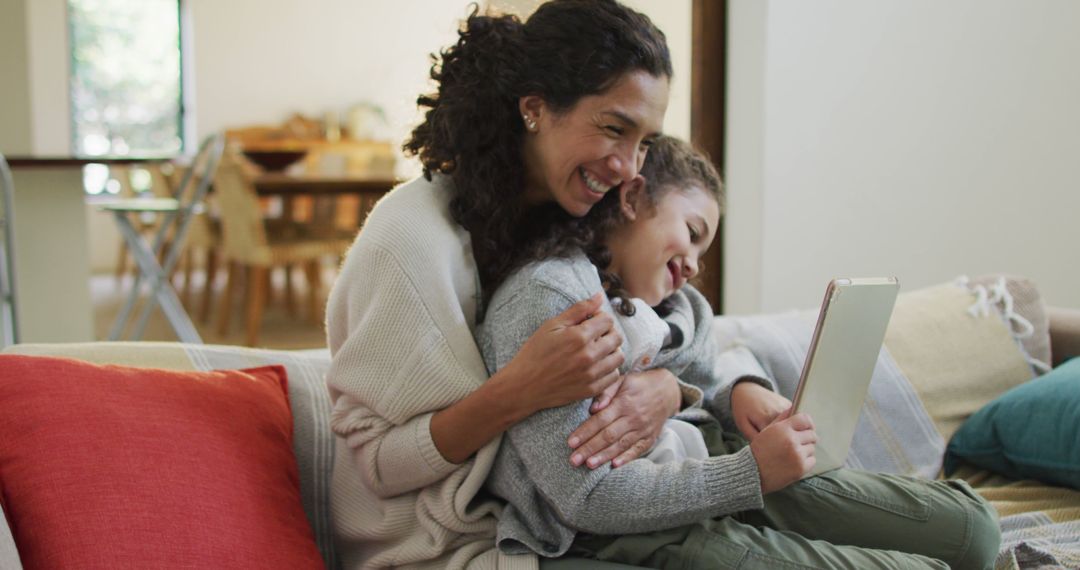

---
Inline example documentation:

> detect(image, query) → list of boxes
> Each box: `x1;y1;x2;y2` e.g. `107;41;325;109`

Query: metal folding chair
102;133;225;343
0;153;18;348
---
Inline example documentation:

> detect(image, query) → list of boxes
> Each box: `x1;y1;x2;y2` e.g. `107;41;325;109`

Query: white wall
187;0;470;177
25;0;70;155
12;0;690;169
0;0;68;156
0;0;33;154
726;0;1080;313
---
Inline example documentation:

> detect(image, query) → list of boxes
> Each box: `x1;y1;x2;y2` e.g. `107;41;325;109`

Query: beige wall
25;0;70;155
0;0;33;154
186;0;470;177
11;0;690;167
190;0;690;176
726;0;1080;313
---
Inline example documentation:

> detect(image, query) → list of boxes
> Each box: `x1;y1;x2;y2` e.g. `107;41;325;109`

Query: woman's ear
518;95;544;132
619;176;646;221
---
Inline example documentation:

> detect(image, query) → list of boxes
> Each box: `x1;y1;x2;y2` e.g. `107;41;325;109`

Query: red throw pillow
0;355;324;569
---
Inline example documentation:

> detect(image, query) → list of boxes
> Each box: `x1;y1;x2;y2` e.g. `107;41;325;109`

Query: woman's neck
520;137;551;205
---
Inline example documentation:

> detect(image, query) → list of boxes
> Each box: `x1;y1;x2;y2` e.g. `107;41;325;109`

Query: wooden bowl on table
241;149;308;173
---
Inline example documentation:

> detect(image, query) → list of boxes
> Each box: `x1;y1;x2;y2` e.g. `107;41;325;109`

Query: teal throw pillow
945;357;1080;489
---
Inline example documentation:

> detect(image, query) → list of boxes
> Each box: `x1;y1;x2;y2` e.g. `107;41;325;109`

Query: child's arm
484;283;766;535
658;286;782;430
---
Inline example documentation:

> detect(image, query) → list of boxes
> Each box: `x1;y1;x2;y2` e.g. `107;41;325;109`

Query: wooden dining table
252;173;400;229
252;173;399;198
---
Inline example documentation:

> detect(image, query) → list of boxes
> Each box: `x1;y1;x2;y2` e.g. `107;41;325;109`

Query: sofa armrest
1048;306;1080;367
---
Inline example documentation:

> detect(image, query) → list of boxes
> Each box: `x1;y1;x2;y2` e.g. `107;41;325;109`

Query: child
477;136;1000;569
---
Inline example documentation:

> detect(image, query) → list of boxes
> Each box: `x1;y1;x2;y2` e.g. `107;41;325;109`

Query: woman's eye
605;125;624;136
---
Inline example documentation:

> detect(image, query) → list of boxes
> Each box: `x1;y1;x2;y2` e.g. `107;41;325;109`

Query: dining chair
213;148;353;347
0;152;19;348
101;133;225;343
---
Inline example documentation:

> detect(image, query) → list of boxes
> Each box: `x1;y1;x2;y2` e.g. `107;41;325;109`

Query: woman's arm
431;293;624;463
328;244;624;497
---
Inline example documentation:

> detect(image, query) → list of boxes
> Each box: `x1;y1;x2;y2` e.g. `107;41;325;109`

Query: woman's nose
606;144;642;181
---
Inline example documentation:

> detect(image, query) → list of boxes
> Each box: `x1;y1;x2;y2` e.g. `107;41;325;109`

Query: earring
523;114;537;131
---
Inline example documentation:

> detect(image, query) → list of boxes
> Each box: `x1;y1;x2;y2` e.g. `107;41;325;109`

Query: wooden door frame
690;0;727;313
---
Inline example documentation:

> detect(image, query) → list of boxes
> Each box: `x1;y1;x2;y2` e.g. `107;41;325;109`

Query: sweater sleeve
327;242;482;498
665;288;778;431
484;282;764;535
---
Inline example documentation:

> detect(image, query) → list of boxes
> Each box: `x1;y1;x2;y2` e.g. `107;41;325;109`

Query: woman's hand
749;409;817;493
730;381;792;441
567;368;682;469
433;293;623;464
496;292;625;413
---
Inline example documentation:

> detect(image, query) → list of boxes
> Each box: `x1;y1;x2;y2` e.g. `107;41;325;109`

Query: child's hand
730;381;792;441
749;409;816;494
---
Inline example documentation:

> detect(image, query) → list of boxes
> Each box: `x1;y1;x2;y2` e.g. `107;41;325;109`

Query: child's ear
619;176;646;221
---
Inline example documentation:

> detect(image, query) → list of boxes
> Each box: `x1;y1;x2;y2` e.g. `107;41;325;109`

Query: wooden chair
0;153;18;347
213;149;353;347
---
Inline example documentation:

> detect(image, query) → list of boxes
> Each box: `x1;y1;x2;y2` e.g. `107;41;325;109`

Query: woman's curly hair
522;136;725;317
403;0;671;307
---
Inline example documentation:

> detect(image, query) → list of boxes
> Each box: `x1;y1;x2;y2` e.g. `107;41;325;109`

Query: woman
326;2;688;568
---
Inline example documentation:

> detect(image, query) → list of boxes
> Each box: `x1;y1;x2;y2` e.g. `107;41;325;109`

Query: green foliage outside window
69;0;183;158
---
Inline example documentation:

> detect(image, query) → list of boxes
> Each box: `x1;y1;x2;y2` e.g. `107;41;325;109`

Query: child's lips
667;261;683;290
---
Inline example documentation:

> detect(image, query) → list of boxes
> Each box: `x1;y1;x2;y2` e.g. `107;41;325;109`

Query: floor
92;263;334;350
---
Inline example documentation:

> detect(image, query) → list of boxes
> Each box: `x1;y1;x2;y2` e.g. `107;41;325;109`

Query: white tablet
792;277;900;477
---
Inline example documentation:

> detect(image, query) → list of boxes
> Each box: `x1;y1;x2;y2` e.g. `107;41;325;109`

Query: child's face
606;184;720;306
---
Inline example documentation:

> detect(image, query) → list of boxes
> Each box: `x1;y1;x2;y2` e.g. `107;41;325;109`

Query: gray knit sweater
477;252;776;558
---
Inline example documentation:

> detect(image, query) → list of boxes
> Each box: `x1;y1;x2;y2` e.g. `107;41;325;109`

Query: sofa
2;276;1079;570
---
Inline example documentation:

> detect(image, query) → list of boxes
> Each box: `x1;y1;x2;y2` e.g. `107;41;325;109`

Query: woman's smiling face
520;70;670;217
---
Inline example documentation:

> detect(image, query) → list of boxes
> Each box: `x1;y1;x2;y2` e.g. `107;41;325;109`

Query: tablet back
793;277;899;476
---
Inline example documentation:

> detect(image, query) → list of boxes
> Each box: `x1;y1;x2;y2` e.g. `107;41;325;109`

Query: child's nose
683;256;699;279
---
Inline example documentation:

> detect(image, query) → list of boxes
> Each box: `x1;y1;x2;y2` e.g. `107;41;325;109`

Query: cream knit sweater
325;175;538;570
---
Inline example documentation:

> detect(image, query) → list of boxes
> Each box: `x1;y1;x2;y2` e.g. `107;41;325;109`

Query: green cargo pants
570;425;1001;570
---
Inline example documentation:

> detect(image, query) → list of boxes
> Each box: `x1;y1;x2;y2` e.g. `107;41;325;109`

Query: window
69;0;184;194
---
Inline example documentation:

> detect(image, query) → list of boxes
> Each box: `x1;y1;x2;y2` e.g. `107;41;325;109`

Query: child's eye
688;225;700;241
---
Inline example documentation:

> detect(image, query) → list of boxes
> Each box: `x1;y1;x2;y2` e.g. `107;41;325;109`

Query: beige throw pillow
884;277;1043;442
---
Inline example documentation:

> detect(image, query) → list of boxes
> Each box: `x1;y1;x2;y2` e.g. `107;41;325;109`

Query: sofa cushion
0;355;325;569
883;279;1037;443
2;341;338;568
945;357;1080;489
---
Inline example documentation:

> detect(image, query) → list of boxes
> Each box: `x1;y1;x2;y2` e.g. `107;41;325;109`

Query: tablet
792;277;900;477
